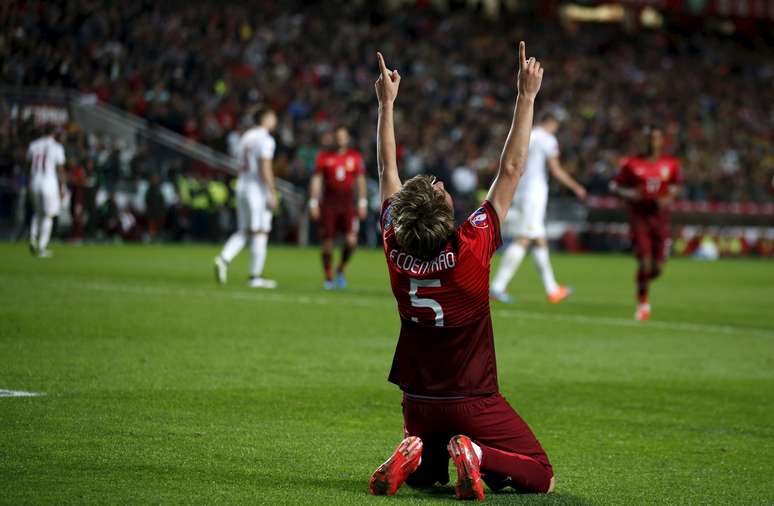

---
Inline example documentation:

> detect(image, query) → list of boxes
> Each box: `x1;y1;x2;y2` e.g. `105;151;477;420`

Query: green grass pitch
1;242;773;505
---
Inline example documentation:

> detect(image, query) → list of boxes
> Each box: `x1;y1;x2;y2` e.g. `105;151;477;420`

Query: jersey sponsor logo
469;207;489;229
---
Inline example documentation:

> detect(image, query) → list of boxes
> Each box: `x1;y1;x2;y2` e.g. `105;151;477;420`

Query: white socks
250;233;268;279
38;216;53;252
492;242;560;296
532;246;559;295
491;242;526;293
220;231;246;263
30;214;40;247
220;231;270;280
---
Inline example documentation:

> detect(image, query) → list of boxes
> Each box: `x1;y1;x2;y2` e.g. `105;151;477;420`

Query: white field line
0;389;46;397
55;279;774;339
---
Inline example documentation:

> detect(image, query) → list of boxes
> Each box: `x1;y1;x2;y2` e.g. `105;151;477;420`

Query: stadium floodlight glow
560;3;625;23
640;6;664;28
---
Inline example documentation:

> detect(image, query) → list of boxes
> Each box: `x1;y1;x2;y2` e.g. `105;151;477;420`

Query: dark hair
254;107;275;124
538;111;558;124
642;125;663;156
391;175;454;260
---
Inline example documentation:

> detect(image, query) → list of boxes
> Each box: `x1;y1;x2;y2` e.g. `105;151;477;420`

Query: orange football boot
548;285;573;304
447;435;484;501
369;436;423;496
635;303;651;321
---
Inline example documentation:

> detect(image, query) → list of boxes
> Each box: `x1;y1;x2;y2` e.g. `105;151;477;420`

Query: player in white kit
27;128;66;258
490;112;586;304
214;108;278;288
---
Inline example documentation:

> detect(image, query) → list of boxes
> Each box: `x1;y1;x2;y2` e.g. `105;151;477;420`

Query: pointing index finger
519;41;526;69
377;52;389;77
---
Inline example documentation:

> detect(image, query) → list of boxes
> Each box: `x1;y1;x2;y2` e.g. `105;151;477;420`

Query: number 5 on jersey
409;278;444;327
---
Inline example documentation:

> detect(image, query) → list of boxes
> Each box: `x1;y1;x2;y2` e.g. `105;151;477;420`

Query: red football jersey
614;156;682;211
315;148;365;205
381;199;502;396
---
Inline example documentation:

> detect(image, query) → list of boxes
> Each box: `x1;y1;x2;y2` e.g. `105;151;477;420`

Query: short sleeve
314;152;325;174
545;135;559;159
614;159;634;186
671;159;683;185
56;145;66;165
259;137;276;160
458;200;502;264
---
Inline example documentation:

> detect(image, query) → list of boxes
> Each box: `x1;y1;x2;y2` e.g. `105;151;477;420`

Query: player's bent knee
547;475;556;493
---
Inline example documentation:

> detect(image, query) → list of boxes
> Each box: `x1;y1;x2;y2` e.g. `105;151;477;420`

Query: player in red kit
368;44;555;500
610;127;682;321
308;126;367;289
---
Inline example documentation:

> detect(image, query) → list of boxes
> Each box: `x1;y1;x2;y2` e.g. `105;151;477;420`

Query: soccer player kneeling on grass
368;43;555;501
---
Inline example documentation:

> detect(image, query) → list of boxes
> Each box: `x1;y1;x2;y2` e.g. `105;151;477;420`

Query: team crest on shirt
346;157;355;170
469;207;489;229
660;166;670;180
382;206;394;230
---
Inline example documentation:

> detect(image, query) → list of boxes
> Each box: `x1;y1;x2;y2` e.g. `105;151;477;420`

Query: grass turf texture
0;243;773;505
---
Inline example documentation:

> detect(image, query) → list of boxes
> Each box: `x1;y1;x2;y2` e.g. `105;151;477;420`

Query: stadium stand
1;1;772;253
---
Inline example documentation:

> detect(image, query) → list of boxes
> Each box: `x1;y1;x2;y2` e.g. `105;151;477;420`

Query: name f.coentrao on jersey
381;199;502;397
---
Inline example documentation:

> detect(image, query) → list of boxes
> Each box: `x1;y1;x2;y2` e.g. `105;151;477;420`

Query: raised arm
374;52;402;203
486;41;544;221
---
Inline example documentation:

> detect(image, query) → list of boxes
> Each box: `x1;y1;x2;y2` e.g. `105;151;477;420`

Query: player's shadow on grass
305;476;590;504
394;488;591;504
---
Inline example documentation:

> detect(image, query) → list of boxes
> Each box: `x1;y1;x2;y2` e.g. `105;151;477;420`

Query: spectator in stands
1;0;771;247
144;172;166;241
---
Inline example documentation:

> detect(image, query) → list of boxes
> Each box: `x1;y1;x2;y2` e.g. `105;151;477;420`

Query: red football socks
478;443;552;493
338;244;354;274
322;251;333;281
637;266;649;303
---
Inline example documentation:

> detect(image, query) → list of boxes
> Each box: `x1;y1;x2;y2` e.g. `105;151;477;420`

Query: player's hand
358;205;367;221
517;41;543;101
657;194;673;209
267;192;278;210
375;52;401;104
575;185;588;201
616;186;641;202
309;204;320;221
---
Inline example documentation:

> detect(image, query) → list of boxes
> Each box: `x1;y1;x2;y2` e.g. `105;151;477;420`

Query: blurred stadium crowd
1;1;773;246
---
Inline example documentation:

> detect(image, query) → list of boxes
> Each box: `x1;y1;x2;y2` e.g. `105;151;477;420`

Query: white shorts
31;180;60;217
504;194;547;239
236;188;272;233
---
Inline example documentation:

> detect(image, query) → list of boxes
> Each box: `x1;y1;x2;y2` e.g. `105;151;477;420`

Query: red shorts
319;206;358;240
401;393;552;489
630;211;671;263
